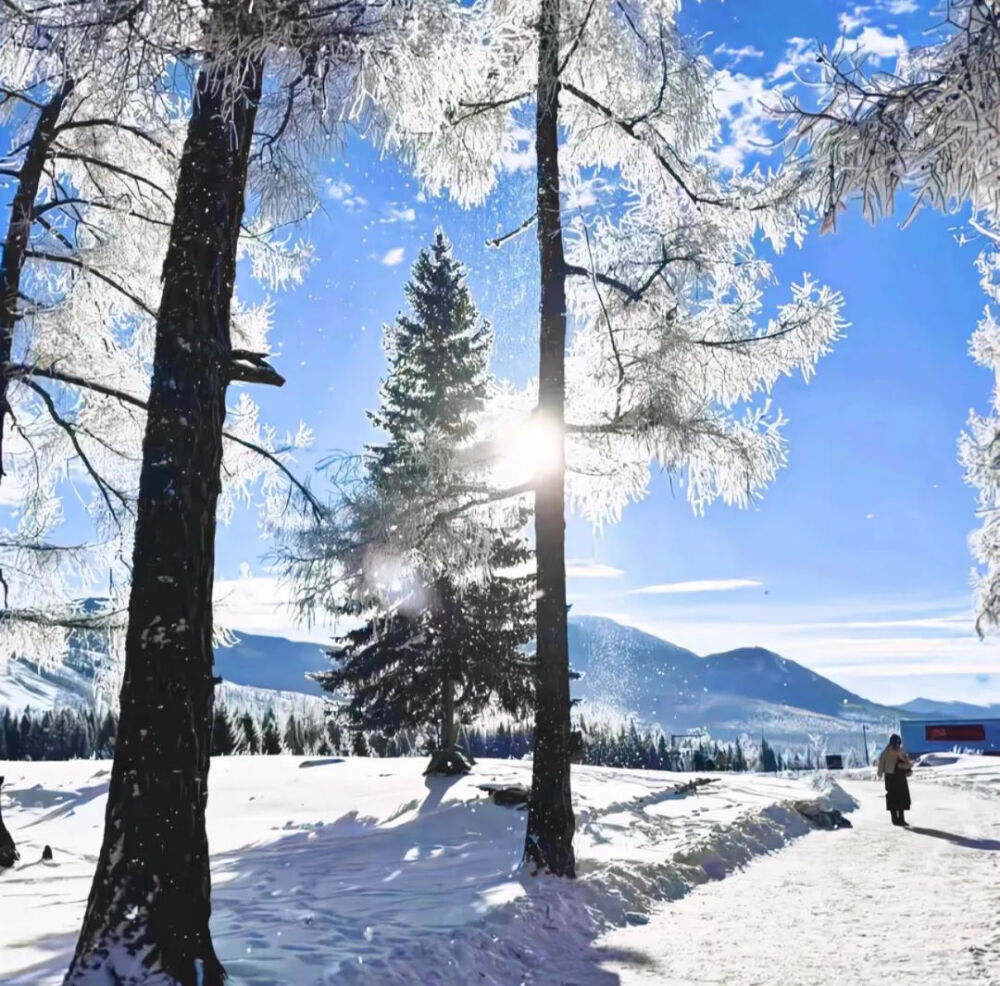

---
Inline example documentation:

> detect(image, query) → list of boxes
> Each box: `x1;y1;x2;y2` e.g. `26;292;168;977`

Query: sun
493;413;564;489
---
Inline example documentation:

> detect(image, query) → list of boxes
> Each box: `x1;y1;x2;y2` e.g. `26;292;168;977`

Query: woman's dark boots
890;809;901;826
898;811;908;828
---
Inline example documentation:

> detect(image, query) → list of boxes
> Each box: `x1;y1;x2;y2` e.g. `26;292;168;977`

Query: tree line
0;702;829;776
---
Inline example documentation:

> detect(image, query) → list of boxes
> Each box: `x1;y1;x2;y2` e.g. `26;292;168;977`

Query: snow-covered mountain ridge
1;616;987;748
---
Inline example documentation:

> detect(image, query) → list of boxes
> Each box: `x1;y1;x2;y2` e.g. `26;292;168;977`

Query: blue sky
6;0;1000;705
215;0;1000;707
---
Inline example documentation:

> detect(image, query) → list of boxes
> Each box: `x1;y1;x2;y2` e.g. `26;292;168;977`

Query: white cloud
499;126;534;173
566;560;625;579
213;575;333;644
629;578;764;595
713;43;764;64
849;26;906;62
380;247;406;267
881;0;917;13
770;37;816;82
711;70;777;170
327;178;353;200
379;206;417;225
325;178;367;211
839;5;872;33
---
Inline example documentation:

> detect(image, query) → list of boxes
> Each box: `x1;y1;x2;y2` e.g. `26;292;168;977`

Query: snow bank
0;757;858;985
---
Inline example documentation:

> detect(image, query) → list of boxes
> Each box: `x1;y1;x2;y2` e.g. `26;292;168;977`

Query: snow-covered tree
959;229;1000;632
792;0;1000;634
384;0;844;875
0;5;314;684
310;232;535;774
47;2;464;982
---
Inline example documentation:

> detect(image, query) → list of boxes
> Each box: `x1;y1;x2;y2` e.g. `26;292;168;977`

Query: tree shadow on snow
908;827;1000;851
418;771;466;814
2;779;109;831
0;929;79;985
206;790;633;986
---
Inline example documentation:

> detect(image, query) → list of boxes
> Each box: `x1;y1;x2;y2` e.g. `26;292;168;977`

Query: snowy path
594;776;1000;986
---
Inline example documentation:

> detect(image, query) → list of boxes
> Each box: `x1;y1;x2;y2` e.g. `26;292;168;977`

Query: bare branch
229;350;286;387
487;212;537;249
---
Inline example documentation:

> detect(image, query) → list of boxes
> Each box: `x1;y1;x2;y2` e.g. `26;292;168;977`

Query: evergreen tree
283;714;305;755
239;712;260;755
211;707;237;757
260;710;282;755
656;734;670;771
317;232;535;774
733;737;747;773
3;710;17;761
325;720;342;756
760;737;779;773
19;711;32;760
95;710;117;758
351;731;369;757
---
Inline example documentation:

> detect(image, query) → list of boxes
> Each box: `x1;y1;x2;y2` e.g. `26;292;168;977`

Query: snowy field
0;755;994;985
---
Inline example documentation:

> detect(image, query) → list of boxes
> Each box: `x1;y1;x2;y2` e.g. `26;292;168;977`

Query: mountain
899;698;1000;720
0;631;328;720
213;632;327;695
567;615;900;748
1;614;951;753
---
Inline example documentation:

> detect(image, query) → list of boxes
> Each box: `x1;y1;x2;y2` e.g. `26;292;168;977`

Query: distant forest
0;704;848;774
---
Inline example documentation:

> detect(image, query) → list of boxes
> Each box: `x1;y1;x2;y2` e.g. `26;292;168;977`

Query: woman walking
877;734;913;827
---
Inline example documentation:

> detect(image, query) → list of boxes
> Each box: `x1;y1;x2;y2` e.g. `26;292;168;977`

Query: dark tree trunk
0;776;20;869
441;672;457;751
65;56;262;986
0;79;74;487
523;0;575;878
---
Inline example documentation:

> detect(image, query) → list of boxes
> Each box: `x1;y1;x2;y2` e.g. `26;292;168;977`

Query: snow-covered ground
598;757;1000;986
1;755;995;984
0;756;855;985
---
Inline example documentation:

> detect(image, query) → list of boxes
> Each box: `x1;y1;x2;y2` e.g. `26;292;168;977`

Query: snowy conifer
314;232;535;772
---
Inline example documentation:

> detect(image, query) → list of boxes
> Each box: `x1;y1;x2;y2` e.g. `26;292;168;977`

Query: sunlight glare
493;413;563;488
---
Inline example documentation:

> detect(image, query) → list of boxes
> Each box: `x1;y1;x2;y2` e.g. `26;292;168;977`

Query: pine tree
283;715;305;755
733;737;747;773
211;707;237;757
760;738;778;773
351;731;369;757
260;710;282;755
317;232;535;775
656;734;670;771
2;710;17;761
238;713;260;755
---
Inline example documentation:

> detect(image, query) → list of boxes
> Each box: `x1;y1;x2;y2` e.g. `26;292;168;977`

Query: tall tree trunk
65;56;262;986
0;776;19;869
523;0;575;878
0;79;74;487
441;673;457;751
